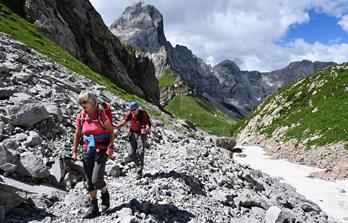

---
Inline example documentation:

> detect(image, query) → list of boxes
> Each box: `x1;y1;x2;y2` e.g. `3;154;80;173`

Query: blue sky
285;9;348;45
90;0;348;72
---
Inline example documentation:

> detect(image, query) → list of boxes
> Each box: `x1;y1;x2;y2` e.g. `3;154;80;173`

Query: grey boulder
9;102;50;128
216;137;237;151
0;145;20;174
20;154;49;179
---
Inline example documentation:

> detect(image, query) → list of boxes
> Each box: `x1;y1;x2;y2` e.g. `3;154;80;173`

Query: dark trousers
127;132;148;172
82;149;107;191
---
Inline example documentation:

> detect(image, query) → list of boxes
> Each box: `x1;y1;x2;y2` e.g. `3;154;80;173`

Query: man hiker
115;102;150;179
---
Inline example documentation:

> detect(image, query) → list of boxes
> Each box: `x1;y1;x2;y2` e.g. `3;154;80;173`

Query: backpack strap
97;107;107;130
79;109;107;131
136;110;150;127
125;111;132;122
79;112;86;131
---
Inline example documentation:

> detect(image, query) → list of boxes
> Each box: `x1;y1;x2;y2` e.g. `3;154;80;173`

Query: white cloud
239;39;348;71
338;14;348;33
90;0;348;71
287;39;348;62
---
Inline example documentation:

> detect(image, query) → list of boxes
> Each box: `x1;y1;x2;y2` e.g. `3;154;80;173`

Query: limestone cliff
19;0;160;105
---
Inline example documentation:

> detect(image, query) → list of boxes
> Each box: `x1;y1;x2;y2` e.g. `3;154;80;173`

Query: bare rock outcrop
22;0;160;105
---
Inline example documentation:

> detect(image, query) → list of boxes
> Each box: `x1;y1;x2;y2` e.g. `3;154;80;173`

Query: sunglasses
80;101;88;105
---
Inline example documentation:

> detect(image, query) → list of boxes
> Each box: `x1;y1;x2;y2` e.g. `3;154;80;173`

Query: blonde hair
77;91;98;107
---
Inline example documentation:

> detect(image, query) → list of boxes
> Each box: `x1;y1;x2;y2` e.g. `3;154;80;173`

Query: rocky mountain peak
134;0;147;7
263;60;336;89
279;59;334;73
110;1;168;53
110;2;222;102
215;60;241;74
285;59;319;72
289;59;312;66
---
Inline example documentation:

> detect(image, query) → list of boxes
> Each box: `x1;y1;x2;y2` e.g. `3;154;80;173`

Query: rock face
213;60;336;116
21;0;159;105
0;33;334;222
213;60;273;116
110;2;335;118
263;60;336;89
170;45;221;99
111;1;171;77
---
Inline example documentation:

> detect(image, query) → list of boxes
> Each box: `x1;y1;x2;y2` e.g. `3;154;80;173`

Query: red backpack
80;102;115;130
99;102;114;129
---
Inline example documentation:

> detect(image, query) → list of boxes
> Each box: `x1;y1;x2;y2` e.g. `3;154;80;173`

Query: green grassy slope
165;94;235;135
158;70;179;89
232;63;348;148
0;3;137;101
159;69;237;135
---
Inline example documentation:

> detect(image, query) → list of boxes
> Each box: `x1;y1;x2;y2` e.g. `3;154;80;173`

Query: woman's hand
72;151;78;161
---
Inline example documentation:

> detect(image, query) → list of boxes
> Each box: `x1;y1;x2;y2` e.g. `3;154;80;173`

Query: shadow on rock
105;198;195;223
144;170;206;195
231;147;243;153
6;207;56;223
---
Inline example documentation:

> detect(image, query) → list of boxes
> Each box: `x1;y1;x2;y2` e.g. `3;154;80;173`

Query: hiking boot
100;189;110;211
84;199;99;219
136;168;143;180
122;156;133;165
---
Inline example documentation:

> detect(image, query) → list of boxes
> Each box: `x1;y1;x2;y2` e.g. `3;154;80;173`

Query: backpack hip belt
83;133;109;153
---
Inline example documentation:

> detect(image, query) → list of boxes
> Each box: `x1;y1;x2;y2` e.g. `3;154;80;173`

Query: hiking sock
84;199;99;219
100;189;110;211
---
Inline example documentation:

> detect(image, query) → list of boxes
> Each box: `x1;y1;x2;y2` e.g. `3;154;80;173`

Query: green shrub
158;70;179;89
123;43;144;55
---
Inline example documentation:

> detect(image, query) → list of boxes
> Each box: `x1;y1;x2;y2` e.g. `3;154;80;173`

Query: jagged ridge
110;1;334;120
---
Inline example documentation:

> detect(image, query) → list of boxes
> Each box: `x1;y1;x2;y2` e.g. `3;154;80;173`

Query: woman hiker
72;91;114;218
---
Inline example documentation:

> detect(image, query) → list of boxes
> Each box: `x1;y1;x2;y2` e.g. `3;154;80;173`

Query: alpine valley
0;1;347;223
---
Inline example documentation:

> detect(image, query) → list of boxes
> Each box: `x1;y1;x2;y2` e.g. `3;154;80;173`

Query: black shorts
82;149;107;191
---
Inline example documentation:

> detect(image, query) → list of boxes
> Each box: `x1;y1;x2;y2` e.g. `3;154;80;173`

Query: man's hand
107;144;115;158
141;126;150;134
